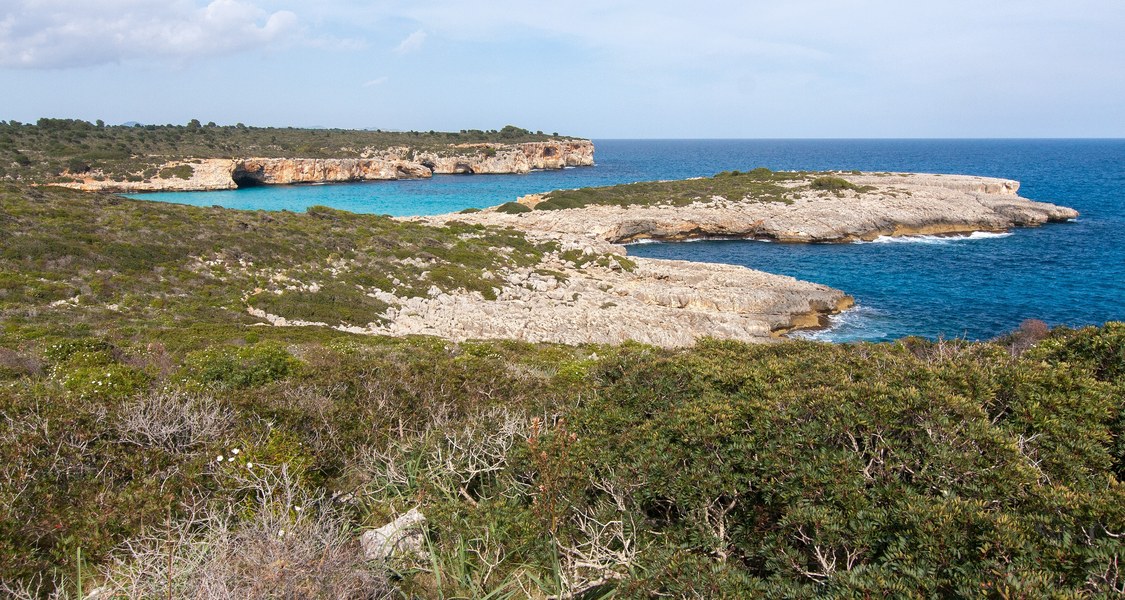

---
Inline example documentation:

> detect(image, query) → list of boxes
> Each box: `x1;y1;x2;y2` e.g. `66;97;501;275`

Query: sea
129;139;1125;342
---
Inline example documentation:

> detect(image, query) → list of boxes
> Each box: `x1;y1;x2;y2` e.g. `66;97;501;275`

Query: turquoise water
130;140;1125;342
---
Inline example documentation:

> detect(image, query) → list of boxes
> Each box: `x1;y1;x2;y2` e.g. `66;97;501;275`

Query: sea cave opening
231;165;266;188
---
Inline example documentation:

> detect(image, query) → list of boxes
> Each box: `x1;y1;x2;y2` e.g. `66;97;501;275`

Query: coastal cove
130;139;1125;342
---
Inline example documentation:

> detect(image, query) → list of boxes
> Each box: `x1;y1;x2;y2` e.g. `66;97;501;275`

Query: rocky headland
247;245;852;347
448;172;1078;244
349;172;1073;347
54;140;595;193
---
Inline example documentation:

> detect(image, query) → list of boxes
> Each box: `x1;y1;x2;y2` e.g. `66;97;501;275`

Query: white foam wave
855;231;1013;245
623;236;769;246
789;305;888;342
682;236;750;243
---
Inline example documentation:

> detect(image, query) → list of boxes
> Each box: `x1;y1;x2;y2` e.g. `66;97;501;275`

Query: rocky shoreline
361;172;1074;347
247;246;854;347
54;140;595;193
175;169;1076;348
452;172;1078;244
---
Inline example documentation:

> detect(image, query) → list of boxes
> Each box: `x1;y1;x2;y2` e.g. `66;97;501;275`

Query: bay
129;139;1125;342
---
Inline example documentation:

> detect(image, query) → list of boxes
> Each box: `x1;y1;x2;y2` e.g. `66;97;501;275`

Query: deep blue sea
130;140;1125;342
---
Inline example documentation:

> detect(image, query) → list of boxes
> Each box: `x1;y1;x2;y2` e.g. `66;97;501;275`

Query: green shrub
60;363;150;400
1031;322;1125;381
534;196;585;211
810;176;860;192
157;164;194;179
181;342;301;389
533;168;805;210
495;201;532;214
44;339;114;364
0;272;75;306
249;283;389;326
81;148;131;161
65;158;90;174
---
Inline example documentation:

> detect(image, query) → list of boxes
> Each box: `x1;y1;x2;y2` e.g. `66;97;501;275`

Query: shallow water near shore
130;139;1125;342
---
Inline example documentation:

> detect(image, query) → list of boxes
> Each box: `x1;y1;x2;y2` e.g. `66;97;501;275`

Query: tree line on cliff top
0;119;568;184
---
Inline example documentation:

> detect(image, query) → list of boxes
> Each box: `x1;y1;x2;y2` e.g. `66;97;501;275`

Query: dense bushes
1;184;1121;597
0;120;571;184
180;342;301;389
494;201;532;214
157;164;194;180
2;326;1121;597
530;168;880;211
0;184;557;333
556;338;1124;596
810;175;861;192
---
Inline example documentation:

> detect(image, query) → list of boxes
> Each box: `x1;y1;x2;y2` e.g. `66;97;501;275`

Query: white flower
231;448;240;455
294;506;302;512
227;456;234;462
246;462;253;469
216;455;224;462
278;529;285;537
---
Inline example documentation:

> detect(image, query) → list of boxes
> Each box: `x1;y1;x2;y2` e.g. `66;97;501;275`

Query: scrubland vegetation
1;183;1123;598
0;119;567;184
532;168;875;210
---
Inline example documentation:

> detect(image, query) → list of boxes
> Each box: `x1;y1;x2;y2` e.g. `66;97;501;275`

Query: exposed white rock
361;508;427;562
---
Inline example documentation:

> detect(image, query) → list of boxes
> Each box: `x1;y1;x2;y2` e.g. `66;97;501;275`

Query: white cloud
0;0;299;68
363;76;389;87
393;29;427;54
363;0;1125;77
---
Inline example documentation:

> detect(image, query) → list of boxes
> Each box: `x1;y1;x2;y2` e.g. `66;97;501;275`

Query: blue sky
1;0;1123;138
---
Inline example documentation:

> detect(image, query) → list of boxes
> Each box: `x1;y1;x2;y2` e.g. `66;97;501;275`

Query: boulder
360;508;427;562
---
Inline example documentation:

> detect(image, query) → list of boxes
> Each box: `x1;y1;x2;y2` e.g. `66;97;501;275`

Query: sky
1;0;1123;138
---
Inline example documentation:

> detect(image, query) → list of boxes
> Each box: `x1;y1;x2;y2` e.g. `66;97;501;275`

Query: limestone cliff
230;158;432;186
55;140;595;193
416;140;595;174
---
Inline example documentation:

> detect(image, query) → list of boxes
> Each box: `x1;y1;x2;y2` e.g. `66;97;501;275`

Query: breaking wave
854;231;1013;245
789;305;891;343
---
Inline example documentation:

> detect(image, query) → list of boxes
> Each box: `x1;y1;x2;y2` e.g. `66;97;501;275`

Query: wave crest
854;231;1013;245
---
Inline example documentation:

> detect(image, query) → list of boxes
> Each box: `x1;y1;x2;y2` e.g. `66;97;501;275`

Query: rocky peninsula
353;171;1074;347
447;171;1078;244
54;140;595;193
249;247;853;347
